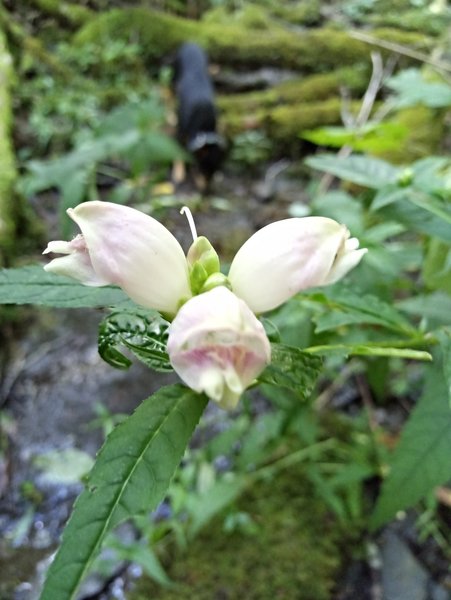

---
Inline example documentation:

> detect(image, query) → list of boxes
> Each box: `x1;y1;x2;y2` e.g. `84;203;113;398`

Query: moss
374;106;445;163
202;4;273;30
0;7;72;80
218;67;370;115
74;8;433;72
206;26;431;72
268;0;322;26
221;97;366;146
269;99;368;142
368;11;451;37
28;0;92;27
375;0;435;11
130;470;343;600
0;29;17;265
203;0;322;28
74;8;198;61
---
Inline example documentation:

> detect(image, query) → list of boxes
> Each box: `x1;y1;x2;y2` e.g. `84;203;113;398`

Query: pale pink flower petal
228;217;366;313
167;286;271;410
44;201;191;314
43;235;111;286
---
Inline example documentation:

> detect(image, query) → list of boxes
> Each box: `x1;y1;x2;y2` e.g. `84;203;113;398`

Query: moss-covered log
221;98;444;162
28;0;92;28
0;29;18;264
74;7;433;72
221;98;364;142
0;7;72;80
203;0;322;28
217;67;370;115
368;11;451;36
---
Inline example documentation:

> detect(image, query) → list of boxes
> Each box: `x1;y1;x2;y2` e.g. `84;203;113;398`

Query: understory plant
1;175;448;597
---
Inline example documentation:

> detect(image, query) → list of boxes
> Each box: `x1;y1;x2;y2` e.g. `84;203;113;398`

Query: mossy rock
73;8;433;72
130;470;343;600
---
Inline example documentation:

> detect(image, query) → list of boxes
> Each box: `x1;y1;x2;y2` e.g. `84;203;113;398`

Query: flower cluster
44;201;366;409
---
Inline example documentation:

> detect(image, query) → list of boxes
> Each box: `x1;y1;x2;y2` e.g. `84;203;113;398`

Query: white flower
228;217;367;313
43;201;191;315
167;286;271;410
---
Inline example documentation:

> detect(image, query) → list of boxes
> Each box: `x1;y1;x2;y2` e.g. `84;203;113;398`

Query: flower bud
228;217;367;313
167;286;271;410
43;201;191;315
187;236;220;275
187;236;221;294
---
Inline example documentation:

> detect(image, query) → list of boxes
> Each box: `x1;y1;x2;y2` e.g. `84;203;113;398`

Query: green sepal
187;236;220;276
200;273;232;293
189;262;209;294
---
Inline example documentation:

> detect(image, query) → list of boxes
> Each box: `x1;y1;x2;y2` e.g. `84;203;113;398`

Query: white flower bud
167;286;271;410
43;201;191;315
228;217;367;313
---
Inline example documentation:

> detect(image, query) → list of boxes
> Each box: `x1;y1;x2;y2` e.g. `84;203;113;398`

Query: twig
314;361;362;411
356;373;378;432
349;29;451;75
317;51;391;196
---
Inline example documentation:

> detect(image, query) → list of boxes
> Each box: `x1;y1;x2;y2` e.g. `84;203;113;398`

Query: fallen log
74;8;433;73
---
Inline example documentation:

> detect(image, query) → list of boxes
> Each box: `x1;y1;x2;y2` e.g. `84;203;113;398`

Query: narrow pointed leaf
305;344;431;361
305;288;417;336
39;384;207;600
305;153;401;188
370;362;451;530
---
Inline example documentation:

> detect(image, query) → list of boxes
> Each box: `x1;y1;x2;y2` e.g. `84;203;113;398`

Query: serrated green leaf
379;196;451;243
39;384;207;600
371;186;409;211
363;222;406;242
259;343;323;400
411;156;450;192
311;191;364;235
98;309;172;372
422;238;451;294
437;330;451;405
370;362;451;530
306;288;416;336
386;68;451;109
0;266;130;308
396;292;451;326
305;153;401;188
